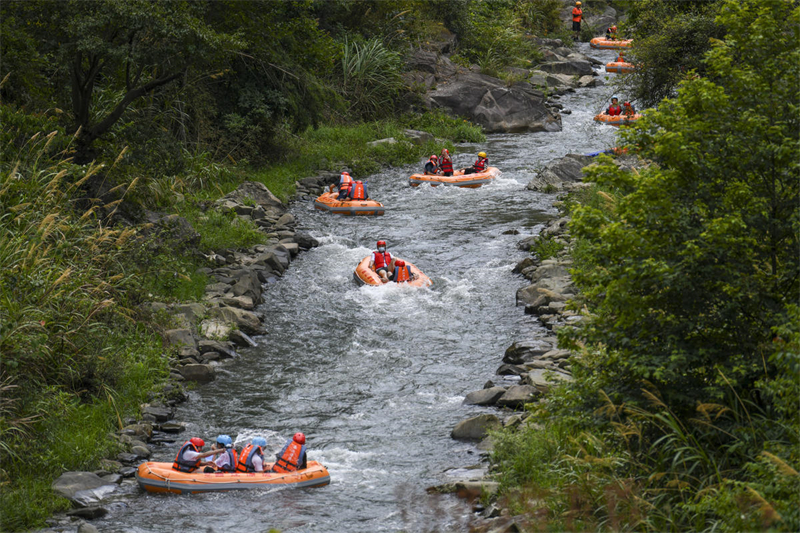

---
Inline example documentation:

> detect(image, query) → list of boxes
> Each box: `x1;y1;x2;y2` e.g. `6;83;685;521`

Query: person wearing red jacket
439;149;454;176
369;240;395;283
607;97;623;116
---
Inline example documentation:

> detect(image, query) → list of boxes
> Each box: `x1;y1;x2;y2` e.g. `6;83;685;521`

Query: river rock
141;405;172;423
496;364;528;376
578;75;604;88
585;6;618;35
118;466;137;478
171;303;205;326
199;319;233;340
404;129;434;145
68;506;109;520
503;340;552;364
516;285;567;307
209;306;262;335
163;329;195;350
179;364;216;383
454;480;500;496
523;368;574;393
52;472;116;506
527;154;593;192
197;339;237;358
428;72;561;133
294;232;320;250
213;294;255;310
120;423;152;440
528;263;570;284
280;242;300;257
464;387;507;406
142;212;201;250
253;252;285;274
537;60;594;77
159;422;186;433
496;385;539;409
217;181;283;212
78;522;101;533
229;329;257;347
130;445;151;458
451;414;501;440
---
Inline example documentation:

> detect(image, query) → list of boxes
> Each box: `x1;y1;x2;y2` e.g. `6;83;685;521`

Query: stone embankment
46;175;334;531
405;38;603;134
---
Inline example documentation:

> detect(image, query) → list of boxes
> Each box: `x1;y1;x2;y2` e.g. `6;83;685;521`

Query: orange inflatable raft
605;61;635;73
314;189;385;216
590;37;632;50
408;167;500;188
353;256;432;287
136;461;331;494
593;113;642;127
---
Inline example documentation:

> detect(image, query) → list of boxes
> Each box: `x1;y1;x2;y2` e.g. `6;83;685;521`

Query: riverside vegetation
0;0;572;529
490;1;799;531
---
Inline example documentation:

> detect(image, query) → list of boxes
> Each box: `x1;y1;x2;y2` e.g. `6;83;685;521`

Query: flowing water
101;44;620;533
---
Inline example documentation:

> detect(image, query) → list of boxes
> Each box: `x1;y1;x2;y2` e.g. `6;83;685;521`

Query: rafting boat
593;113;642;127
408;167;500;188
314;190;385;216
605;61;635;73
353;256;432;287
136;461;331;494
590;37;632;50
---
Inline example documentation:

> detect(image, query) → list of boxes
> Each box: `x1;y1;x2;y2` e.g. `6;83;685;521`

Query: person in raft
172;437;218;472
392;259;417;283
607;97;623;116
463;151;488;174
202;434;238;473
272;433;308;473
606;25;618;40
423;154;439;175
615;52;625;63
439;149;454;176
337;171;353;200
369;240;395;283
236;436;268;473
347;179;368;201
623;101;636;116
572;1;582;41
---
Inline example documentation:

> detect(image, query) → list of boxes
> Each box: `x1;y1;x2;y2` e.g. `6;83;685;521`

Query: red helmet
377;240;386;248
430;155;438;161
341;171;350;176
395;260;406;267
293;433;306;445
624;101;631;106
189;437;205;448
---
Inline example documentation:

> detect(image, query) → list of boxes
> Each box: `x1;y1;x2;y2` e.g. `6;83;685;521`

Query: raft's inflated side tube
136;461;331;494
605;61;635;73
353;256;432;288
593;113;642;127
408;167;500;188
313;191;385;216
590;37;632;50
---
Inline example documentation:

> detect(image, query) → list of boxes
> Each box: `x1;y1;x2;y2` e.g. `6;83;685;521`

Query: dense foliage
622;0;727;107
493;0;800;530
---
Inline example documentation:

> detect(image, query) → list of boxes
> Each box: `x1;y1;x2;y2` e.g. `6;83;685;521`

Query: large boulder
516;285;568;307
451;414;501;440
585;6;618;35
503;339;553;364
428;73;561;134
163;329;195;349
179;364;216;383
527;154;593;192
142;213;201;250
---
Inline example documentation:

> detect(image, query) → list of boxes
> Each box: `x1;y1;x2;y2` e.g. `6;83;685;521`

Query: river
100;44;619;533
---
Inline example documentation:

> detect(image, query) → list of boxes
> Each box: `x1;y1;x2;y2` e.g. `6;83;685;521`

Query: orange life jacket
572;7;582;22
372;251;392;269
339;174;353;191
272;441;306;473
350;181;366;200
216;448;238;472
236;444;263;473
172;441;201;472
394;265;411;283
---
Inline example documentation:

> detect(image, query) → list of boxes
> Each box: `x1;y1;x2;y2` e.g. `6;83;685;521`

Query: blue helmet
216;434;232;447
252;437;267;448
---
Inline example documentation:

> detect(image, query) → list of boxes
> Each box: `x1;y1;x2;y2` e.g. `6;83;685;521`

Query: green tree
623;0;726;107
568;0;799;413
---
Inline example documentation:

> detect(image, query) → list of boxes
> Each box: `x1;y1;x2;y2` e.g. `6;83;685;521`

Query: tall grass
341;38;404;119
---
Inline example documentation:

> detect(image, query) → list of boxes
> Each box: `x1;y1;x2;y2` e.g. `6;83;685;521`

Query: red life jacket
572;7;582;22
608;104;622;116
272;441;306;473
372;251;392;269
350;181;366;200
172;441;201;472
473;157;487;172
236;444;264;473
393;265;411;283
439;158;453;173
